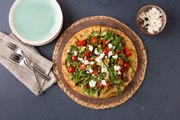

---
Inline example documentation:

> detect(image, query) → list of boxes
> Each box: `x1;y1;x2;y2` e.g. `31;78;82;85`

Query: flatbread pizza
61;26;138;99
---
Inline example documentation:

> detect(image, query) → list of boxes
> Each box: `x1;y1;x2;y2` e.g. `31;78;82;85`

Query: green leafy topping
65;29;135;97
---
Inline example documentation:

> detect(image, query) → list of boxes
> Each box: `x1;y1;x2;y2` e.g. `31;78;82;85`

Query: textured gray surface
0;0;180;120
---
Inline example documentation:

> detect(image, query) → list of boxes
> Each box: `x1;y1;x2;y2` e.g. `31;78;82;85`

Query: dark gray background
0;0;180;120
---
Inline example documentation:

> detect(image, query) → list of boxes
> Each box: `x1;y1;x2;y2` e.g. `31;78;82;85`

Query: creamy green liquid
13;0;58;41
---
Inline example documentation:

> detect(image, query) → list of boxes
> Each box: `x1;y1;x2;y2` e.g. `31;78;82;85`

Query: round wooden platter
53;16;147;109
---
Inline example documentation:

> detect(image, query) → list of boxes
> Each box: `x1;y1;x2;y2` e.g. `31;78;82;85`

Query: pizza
61;26;138;99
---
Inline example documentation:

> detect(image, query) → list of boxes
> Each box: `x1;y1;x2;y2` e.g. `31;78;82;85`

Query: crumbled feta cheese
88;68;93;73
118;71;121;75
90;61;95;65
112;54;118;59
105;56;108;58
113;46;116;49
94;48;99;55
88;45;93;52
108;43;113;49
78;58;83;61
114;65;121;71
101;66;108;73
83;60;89;65
101;80;107;86
99;53;105;59
89;80;96;87
138;7;163;34
95;57;101;63
108;51;113;57
67;50;70;53
87;71;90;74
74;51;78;56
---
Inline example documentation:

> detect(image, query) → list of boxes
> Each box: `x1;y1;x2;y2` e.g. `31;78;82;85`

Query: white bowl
9;0;63;46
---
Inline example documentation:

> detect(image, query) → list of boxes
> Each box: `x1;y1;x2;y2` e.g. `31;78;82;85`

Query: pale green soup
13;0;58;41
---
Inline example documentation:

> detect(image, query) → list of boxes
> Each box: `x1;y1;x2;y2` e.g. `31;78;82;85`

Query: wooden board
53;16;147;109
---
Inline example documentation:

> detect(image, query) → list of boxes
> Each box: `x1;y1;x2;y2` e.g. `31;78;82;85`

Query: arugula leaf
129;59;135;72
119;54;129;62
113;77;122;84
104;31;114;40
78;53;83;58
87;36;91;44
116;85;122;95
91;31;99;38
84;88;97;96
70;45;78;51
66;54;72;62
99;31;107;37
79;46;86;53
71;70;87;83
110;58;116;65
112;36;124;51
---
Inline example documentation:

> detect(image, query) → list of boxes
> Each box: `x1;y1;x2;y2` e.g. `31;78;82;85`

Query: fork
6;42;45;73
9;52;43;94
9;52;51;81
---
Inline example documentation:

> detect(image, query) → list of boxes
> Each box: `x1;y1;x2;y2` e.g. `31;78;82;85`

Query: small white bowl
9;0;63;46
136;5;167;35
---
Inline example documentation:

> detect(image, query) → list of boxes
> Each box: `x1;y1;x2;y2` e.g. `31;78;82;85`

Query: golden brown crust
61;25;138;99
75;26;93;40
101;26;113;33
99;86;125;99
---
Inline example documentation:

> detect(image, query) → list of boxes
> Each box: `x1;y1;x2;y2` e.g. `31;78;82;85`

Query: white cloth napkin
0;32;56;96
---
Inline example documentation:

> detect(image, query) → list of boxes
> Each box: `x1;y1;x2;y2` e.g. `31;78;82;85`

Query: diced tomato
77;40;86;46
119;47;125;54
118;75;123;79
114;51;118;54
102;40;107;48
93;70;98;76
103;47;110;55
125;48;131;57
83;51;92;58
89;52;93;57
120;68;125;73
97;82;105;89
116;59;124;66
91;37;97;44
98;39;102;44
68;66;75;73
86;83;90;89
88;58;92;61
93;64;98;69
83;51;88;57
79;64;86;70
124;62;130;69
71;55;77;62
107;81;112;89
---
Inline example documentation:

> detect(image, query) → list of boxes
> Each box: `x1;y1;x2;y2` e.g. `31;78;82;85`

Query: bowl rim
136;4;167;35
9;0;63;46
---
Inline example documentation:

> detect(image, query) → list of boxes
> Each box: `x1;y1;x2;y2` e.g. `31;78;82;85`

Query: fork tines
9;52;23;63
7;42;17;51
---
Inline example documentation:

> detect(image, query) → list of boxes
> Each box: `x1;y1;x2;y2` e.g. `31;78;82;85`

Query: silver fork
9;52;43;94
6;42;45;73
9;52;51;81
